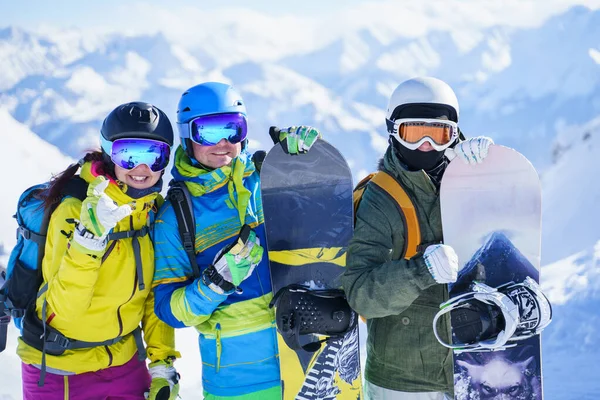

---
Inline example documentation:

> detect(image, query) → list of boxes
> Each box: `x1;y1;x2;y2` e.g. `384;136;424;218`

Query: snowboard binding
433;276;552;353
269;284;357;352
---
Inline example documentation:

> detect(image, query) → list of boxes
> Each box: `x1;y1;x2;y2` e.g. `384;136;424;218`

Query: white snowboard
441;145;544;400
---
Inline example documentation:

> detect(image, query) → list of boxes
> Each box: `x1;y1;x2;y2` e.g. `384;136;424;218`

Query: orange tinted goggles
398;120;455;145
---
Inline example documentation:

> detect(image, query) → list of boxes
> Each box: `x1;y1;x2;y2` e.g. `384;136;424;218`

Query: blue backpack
0;177;88;352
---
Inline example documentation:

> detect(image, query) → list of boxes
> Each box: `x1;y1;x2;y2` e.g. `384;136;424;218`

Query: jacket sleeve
152;202;228;328
44;198;104;318
341;186;437;319
141;288;181;362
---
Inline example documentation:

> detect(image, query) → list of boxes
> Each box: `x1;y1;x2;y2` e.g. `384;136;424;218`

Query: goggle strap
386;118;396;133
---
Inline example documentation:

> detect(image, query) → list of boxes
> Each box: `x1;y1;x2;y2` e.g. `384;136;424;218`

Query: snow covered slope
541;115;600;264
0;109;73;259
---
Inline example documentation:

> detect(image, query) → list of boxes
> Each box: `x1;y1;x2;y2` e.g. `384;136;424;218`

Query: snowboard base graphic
261;140;362;400
441;145;544;400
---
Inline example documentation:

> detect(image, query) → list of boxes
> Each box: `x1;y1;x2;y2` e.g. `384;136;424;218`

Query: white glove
445;136;494;165
423;244;459;284
80;176;132;239
72;176;132;255
71;222;109;254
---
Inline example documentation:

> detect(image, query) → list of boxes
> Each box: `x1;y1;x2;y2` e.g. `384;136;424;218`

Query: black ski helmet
101;102;174;147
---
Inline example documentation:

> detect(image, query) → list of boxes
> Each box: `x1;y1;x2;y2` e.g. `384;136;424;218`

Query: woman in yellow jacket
17;102;181;400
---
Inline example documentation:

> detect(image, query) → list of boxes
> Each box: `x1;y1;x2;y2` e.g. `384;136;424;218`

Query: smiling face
191;138;242;169
114;163;162;189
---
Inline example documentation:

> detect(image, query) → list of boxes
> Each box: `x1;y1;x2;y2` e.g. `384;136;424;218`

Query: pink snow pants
22;355;151;400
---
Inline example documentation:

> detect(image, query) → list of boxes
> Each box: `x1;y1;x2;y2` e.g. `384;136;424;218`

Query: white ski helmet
385;77;460;127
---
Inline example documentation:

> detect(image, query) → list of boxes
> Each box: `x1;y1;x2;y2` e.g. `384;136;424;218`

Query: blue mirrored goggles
101;137;171;172
187;113;248;146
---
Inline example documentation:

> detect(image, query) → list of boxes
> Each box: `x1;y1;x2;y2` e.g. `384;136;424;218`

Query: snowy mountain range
2;6;600;173
0;3;599;399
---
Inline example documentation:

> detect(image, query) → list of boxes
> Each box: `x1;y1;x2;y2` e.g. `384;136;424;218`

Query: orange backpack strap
369;172;421;260
353;172;377;218
353;171;421;323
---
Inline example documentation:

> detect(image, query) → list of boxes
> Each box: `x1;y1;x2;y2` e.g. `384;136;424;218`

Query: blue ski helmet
176;82;247;156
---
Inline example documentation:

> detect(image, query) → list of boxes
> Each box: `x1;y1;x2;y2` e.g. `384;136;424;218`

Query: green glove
202;224;264;294
145;359;180;400
278;126;321;154
80;176;132;238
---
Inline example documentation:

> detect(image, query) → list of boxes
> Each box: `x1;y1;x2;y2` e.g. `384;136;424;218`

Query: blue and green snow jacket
153;147;280;398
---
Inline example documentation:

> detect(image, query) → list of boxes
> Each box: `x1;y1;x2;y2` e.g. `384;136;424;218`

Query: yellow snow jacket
17;161;180;373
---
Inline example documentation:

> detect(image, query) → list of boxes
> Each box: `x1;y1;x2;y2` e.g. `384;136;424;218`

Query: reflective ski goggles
187;113;248;146
101;137;171;172
387;118;458;151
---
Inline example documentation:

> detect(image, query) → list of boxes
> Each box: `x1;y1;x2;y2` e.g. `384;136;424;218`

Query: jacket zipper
116;268;138;337
216;323;222;373
101;240;117;264
105;345;113;367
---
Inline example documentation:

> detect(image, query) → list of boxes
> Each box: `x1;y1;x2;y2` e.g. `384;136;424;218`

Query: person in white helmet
342;77;493;400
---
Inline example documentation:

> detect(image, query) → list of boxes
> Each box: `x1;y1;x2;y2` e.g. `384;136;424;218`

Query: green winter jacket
342;146;453;394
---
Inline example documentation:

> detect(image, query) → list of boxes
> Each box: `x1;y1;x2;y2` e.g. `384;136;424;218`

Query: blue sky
1;0;366;29
4;0;600;38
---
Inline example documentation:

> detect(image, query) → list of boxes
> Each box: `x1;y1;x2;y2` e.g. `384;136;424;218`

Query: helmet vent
182;107;191;112
235;101;243;106
128;105;157;123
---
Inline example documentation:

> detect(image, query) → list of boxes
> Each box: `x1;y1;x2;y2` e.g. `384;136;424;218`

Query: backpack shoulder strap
369;171;422;260
61;176;88;202
167;182;201;279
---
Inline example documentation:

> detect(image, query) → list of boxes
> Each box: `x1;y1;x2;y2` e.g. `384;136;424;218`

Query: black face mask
393;139;446;171
391;138;448;187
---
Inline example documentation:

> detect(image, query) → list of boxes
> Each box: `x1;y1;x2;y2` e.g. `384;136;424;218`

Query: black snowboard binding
450;299;506;345
269;284;357;352
434;276;552;352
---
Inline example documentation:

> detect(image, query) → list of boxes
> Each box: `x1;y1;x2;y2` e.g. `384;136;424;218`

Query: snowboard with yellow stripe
261;138;362;400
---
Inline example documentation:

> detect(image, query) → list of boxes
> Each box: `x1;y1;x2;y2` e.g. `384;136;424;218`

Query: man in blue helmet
151;82;320;399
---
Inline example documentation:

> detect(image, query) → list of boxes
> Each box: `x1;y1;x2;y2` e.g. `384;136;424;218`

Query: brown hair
41;151;114;210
